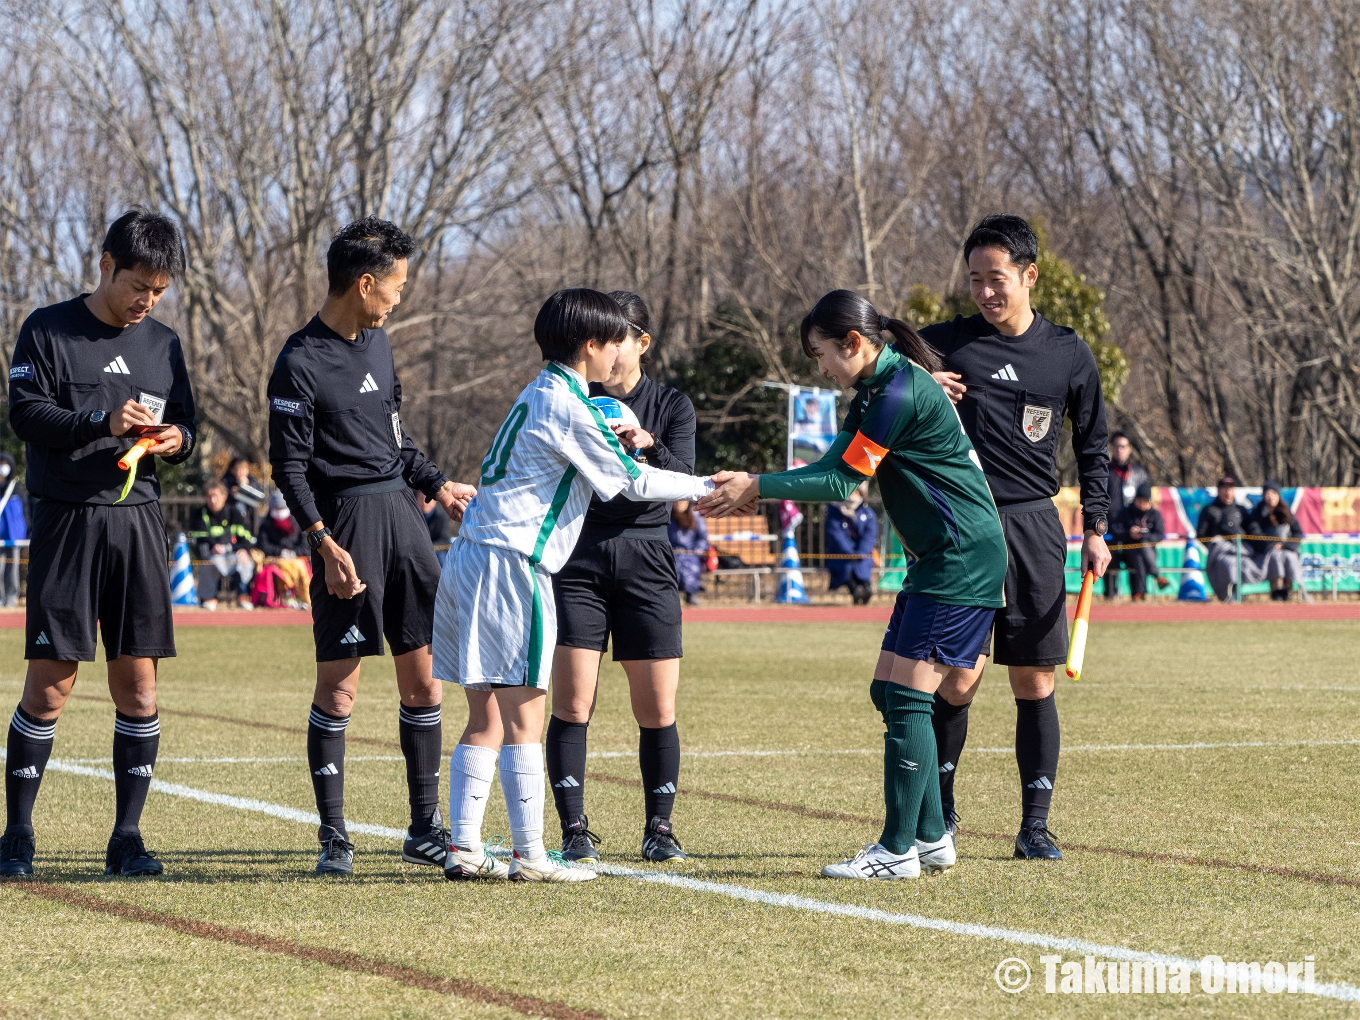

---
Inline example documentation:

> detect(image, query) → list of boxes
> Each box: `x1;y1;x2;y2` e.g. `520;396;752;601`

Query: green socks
871;680;946;853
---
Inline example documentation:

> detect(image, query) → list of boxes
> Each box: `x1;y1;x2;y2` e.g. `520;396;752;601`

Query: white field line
10;750;1360;1004
59;755;406;765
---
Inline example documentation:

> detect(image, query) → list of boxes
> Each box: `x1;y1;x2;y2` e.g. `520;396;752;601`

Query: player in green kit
698;290;1006;879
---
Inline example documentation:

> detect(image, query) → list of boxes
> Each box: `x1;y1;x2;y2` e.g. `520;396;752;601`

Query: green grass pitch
1;620;1359;1018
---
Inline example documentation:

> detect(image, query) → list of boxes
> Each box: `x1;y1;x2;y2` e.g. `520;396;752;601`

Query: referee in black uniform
546;291;694;864
1;210;196;879
268;217;475;876
915;215;1111;860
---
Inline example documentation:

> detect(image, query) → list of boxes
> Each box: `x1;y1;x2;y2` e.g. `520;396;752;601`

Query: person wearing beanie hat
1108;481;1170;600
1247;482;1304;600
256;489;312;607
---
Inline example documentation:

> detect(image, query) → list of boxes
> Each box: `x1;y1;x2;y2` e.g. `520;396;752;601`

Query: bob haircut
534;288;630;364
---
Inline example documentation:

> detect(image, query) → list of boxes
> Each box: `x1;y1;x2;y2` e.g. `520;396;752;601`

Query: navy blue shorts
880;591;995;669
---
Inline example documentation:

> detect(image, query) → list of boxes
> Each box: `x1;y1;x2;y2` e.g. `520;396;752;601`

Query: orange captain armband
842;431;889;477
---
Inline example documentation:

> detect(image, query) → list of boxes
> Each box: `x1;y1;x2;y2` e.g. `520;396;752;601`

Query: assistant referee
268;217;475;876
1;210;196;879
915;214;1111;861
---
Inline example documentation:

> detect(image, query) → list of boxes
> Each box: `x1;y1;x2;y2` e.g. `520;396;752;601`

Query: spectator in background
222;456;265;531
1108;481;1169;600
668;499;707;606
1107;431;1149;518
1247;481;1304;601
256;490;311;607
191;479;256;610
824;480;877;605
417;491;449;565
1197;476;1264;601
0;453;26;607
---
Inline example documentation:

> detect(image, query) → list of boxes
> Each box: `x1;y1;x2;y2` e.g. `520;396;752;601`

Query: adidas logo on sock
314;762;340;776
990;363;1018;381
553;776;580;788
359;372;379;394
127;764;153;778
103;356;131;375
339;625;365;645
34;632;50;646
650;782;676;795
939;762;955;774
10;765;39;779
1026;776;1053;790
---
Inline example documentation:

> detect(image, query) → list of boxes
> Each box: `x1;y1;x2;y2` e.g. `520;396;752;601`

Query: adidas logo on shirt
34;632;50;646
1026;776;1053;790
11;765;39;779
359;373;379;394
103;356;131;375
313;762;340;776
651;782;676;795
127;765;154;778
990;363;1019;381
339;625;365;645
553;776;580;789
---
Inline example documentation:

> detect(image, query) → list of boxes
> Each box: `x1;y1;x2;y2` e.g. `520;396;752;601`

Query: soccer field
2;619;1359;1018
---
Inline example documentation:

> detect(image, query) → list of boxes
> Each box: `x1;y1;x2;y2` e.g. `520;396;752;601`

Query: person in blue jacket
0;453;26;608
825;481;877;604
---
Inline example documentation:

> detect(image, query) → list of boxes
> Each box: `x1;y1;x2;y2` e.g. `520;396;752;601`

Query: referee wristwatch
307;526;333;552
1087;516;1108;536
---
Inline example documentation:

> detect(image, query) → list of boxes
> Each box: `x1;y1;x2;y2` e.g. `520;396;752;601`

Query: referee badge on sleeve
1021;404;1053;443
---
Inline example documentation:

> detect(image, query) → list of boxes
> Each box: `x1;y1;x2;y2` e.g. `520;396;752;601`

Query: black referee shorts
311;484;441;662
554;526;683;661
25;499;175;662
989;499;1069;668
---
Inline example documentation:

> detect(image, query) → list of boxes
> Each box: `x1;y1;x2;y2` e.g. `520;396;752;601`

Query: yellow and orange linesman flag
1065;569;1095;681
115;438;156;504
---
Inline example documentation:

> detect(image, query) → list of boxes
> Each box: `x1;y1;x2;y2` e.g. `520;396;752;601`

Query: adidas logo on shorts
651;782;676;795
127;765;154;778
34;632;50;646
10;765;39;779
339;626;365;645
313;763;340;776
359;373;379;394
553;776;580;789
1026;776;1053;790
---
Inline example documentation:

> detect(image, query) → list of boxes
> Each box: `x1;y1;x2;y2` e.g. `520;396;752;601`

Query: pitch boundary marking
10;751;1360;1005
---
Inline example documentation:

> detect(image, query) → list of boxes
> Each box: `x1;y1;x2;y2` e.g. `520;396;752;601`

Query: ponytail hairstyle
607;290;652;366
799;289;942;374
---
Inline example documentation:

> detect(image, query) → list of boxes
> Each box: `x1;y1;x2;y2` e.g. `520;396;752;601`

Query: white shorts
432;538;555;690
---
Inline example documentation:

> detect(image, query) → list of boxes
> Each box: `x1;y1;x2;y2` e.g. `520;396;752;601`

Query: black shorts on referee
25;499;176;661
987;498;1069;667
310;482;441;662
554;524;683;661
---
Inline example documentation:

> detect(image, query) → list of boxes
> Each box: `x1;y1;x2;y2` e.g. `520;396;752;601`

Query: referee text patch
270;396;306;417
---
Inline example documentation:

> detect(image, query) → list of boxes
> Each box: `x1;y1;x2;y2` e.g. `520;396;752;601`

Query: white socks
499;743;546;861
448;743;496;850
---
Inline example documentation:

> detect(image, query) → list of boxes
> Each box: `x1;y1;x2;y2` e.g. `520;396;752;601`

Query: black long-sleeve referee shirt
585;374;696;529
915;313;1111;523
267;315;448;528
8;296;196;505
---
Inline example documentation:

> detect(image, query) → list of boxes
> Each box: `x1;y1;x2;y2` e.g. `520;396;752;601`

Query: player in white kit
435;289;713;883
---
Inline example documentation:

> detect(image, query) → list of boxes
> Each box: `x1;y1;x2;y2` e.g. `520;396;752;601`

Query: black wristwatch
307;526;333;551
1087;516;1108;536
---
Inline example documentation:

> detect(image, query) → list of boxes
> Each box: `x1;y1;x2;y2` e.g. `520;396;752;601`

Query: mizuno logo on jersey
104;356;131;375
313;763;339;776
339;626;365;645
1026;776;1053;790
10;766;39;779
553;776;580;789
991;363;1018;381
359;373;379;394
651;782;677;795
127;765;154;778
900;759;919;771
34;632;50;646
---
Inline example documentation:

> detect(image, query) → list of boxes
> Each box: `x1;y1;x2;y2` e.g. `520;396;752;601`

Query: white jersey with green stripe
457;362;712;574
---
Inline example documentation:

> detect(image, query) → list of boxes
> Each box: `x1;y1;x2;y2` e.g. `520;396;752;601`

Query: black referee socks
112;711;160;836
307;705;349;838
545;716;588;825
1016;694;1060;827
398;703;441;835
931;694;970;819
6;705;56;837
639;724;680;823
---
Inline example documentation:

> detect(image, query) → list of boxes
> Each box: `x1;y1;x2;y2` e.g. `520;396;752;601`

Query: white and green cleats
508;849;598;883
443;841;511;881
821;843;920;880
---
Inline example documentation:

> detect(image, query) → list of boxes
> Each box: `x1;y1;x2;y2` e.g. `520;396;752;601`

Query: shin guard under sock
1016;693;1060;827
398;703;442;834
639;723;680;822
544;716;588;827
112;712;160;836
307;705;349;838
499;743;546;860
5;706;55;837
931;694;970;819
448;743;497;850
870;680;944;852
